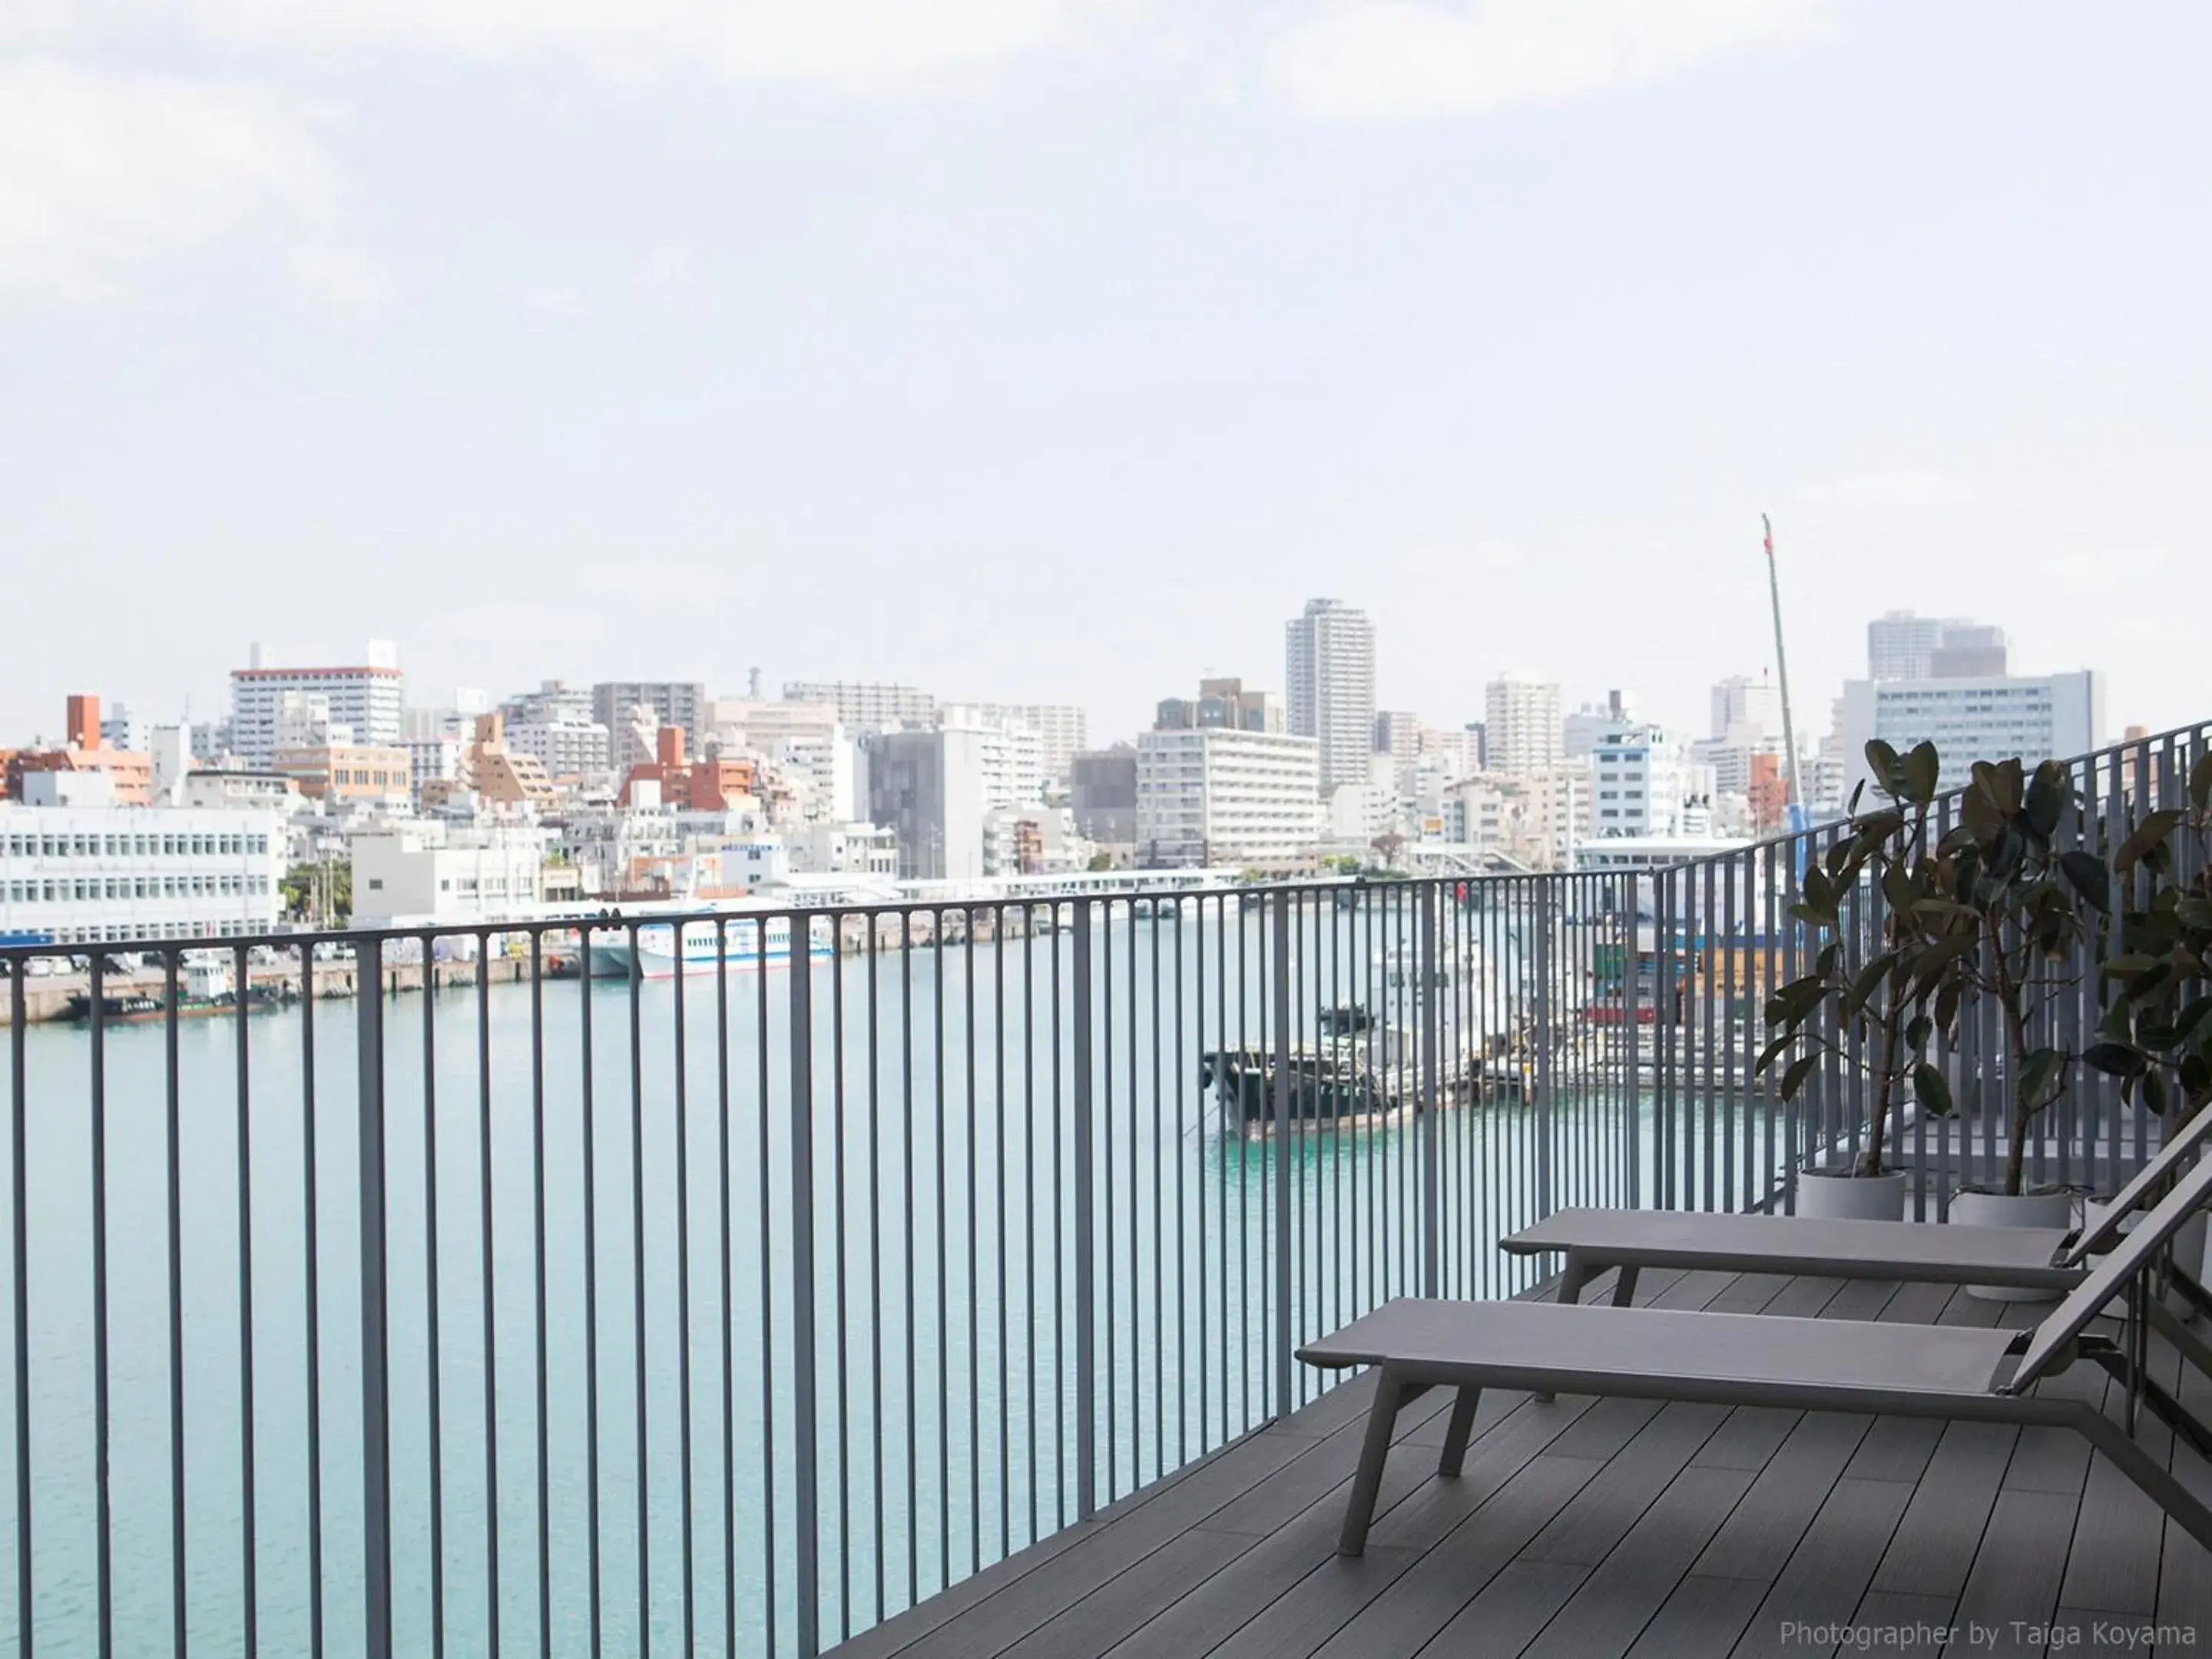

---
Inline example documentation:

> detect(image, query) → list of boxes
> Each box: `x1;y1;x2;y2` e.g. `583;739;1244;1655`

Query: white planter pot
1952;1188;2074;1301
1794;1169;1908;1221
2080;1197;2209;1320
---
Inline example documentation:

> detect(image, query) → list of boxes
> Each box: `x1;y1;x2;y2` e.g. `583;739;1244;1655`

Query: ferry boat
584;916;833;980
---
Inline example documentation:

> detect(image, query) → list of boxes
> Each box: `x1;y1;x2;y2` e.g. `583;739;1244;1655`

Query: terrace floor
826;1267;2212;1659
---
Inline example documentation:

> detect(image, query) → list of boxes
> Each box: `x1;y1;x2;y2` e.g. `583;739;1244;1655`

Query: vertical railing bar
899;920;916;1604
932;916;949;1575
422;938;446;1659
965;913;982;1574
713;921;736;1655
1150;902;1164;1476
1173;899;1187;1473
169;952;191;1659
530;932;551;1659
232;944;257;1659
1050;907;1065;1532
1071;902;1095;1522
866;916;886;1620
625;929;650;1659
359;939;394;1659
674;926;697;1657
1103;910;1117;1498
1422;884;1440;1296
1022;906;1038;1548
8;959;25;1659
91;959;112;1659
992;908;1008;1564
1271;891;1292;1420
579;932;604;1659
830;926;850;1634
755;942;777;1654
475;936;501;1659
790;936;821;1659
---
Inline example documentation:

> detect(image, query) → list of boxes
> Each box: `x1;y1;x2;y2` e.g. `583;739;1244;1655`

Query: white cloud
287;241;388;307
168;0;1089;93
0;58;333;300
1265;0;1833;121
1793;468;1977;508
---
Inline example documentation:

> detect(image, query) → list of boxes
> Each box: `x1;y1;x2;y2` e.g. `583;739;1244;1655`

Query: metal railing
0;720;2200;1657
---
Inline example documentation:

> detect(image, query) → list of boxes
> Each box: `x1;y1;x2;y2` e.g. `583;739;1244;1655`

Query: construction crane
1763;512;1806;830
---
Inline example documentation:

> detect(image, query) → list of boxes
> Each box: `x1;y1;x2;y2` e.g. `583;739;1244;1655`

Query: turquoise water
1;903;1747;1657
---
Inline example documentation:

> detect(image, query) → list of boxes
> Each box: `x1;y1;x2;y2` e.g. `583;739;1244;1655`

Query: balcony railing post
356;938;393;1659
790;941;821;1658
1626;882;1643;1210
1535;880;1555;1221
1271;890;1292;1420
1419;883;1440;1298
1071;900;1096;1522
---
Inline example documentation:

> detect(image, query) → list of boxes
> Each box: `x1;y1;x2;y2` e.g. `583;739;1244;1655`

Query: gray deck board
825;1269;2212;1659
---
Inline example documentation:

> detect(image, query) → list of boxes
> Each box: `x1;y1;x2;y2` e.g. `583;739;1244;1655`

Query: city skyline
4;5;2205;744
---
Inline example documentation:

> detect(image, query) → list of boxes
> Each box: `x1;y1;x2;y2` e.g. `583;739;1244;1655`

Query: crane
1763;513;1806;831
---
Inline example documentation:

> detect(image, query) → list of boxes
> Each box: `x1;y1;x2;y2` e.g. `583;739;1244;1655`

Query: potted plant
1757;740;1956;1220
1910;758;2108;1293
2084;753;2212;1292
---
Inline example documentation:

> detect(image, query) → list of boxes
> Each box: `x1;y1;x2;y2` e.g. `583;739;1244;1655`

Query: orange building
1747;751;1790;834
621;727;755;812
273;743;413;804
4;694;153;805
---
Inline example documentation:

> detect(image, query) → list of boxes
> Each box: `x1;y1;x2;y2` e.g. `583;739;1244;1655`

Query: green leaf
1902;741;1940;806
2058;850;2111;912
2117;810;2184;873
2018;1046;2066;1112
2083;1041;2147;1078
2146;1066;2172;1119
1753;1030;1795;1076
2191;751;2212;813
1841;952;1896;1021
1905;1013;1932;1052
1934;979;1961;1036
2183;1053;2212;1099
1779;1054;1819;1101
2104;952;2164;980
1864;740;1901;797
2022;760;2071;840
1912;1061;1954;1116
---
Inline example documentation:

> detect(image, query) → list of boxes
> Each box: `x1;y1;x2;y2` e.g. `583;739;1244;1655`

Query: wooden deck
827;1267;2212;1659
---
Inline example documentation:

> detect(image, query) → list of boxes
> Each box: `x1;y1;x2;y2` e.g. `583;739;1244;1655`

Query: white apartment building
940;707;1045;810
757;731;857;823
502;680;594;727
503;717;611;784
398;734;465;794
952;703;1088;782
1591;726;1710;839
228;645;405;767
1134;729;1320;868
0;805;283;943
1838;671;2104;796
1445;766;1592;870
1286;598;1377;796
1485;674;1565;777
1563;692;1635;760
787;822;898;879
349;821;551;926
174;771;301;812
1867;613;2010;682
590;681;706;747
784;681;937;733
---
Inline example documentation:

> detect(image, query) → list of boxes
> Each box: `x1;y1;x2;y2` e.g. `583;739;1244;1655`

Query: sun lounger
1498;1107;2212;1439
1300;1150;2212;1558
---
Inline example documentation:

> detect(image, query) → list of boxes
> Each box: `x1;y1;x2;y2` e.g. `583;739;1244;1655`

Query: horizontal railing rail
0;722;2199;1656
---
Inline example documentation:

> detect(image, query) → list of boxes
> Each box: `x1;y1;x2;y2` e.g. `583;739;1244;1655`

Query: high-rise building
1155;678;1286;734
945;704;1088;782
591;681;707;749
1134;727;1320;869
939;707;1045;810
1838;671;2103;796
1709;674;1782;743
1485;674;1565;777
1591;726;1703;839
1373;710;1422;759
865;727;988;881
784;681;937;734
230;645;406;767
502;680;595;727
1069;747;1138;845
1867;613;2011;682
1286;598;1376;795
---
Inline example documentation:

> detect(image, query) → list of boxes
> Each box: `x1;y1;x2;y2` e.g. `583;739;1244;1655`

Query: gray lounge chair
1300;1149;2212;1558
1500;1108;2212;1446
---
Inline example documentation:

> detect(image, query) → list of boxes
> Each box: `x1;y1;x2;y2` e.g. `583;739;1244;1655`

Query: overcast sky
5;2;2207;749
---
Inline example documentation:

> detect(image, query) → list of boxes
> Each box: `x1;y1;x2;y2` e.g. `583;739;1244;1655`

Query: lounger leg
1341;1368;1417;1557
1439;1387;1482;1478
1534;1257;1597;1404
1610;1265;1641;1308
2073;1403;2212;1556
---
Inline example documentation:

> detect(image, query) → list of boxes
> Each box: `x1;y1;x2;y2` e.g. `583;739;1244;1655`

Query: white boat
586;916;832;979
